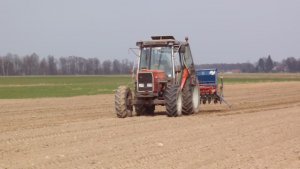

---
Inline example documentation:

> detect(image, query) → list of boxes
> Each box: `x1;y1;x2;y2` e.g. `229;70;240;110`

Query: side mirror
175;65;181;73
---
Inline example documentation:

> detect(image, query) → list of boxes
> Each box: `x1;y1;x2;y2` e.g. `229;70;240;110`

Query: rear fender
180;68;189;90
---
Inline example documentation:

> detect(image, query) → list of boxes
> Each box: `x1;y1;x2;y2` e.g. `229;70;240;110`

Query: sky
0;0;299;64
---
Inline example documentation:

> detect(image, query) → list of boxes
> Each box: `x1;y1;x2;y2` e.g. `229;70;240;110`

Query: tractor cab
136;36;180;79
135;36;196;94
139;47;173;78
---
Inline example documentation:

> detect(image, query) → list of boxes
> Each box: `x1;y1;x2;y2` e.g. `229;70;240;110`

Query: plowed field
1;82;300;169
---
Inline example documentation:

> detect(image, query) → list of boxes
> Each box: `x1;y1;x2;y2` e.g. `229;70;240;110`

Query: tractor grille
138;72;153;92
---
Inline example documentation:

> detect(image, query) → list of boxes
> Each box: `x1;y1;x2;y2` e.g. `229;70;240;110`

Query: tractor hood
137;69;168;93
138;69;167;81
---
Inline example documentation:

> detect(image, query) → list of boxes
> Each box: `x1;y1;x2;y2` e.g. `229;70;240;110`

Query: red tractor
115;36;200;117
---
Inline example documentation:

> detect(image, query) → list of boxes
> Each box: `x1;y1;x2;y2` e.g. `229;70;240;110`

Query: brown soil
0;82;299;169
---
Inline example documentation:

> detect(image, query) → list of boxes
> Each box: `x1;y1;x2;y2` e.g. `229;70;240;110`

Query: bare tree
4;53;14;75
112;59;121;74
86;58;100;75
284;57;298;72
102;60;112;74
48;55;57;75
59;57;68;75
39;58;48;75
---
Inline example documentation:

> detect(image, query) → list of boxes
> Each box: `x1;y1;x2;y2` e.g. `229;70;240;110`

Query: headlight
147;83;153;87
138;83;144;87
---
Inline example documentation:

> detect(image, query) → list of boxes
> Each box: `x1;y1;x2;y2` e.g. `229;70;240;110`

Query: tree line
0;53;299;76
0;53;133;76
198;55;300;73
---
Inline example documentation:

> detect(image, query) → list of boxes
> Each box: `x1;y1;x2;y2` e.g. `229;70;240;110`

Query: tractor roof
136;36;188;47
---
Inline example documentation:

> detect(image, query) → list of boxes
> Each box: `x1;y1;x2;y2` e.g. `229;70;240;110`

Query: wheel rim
192;86;199;110
177;92;182;115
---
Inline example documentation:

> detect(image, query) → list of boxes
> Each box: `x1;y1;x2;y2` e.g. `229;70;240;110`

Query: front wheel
115;86;133;118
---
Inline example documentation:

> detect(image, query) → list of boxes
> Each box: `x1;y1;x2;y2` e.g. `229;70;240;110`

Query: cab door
180;45;197;85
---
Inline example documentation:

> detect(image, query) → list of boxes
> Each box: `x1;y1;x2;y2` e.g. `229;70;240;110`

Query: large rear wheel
115;86;133;118
164;84;182;117
182;85;193;115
